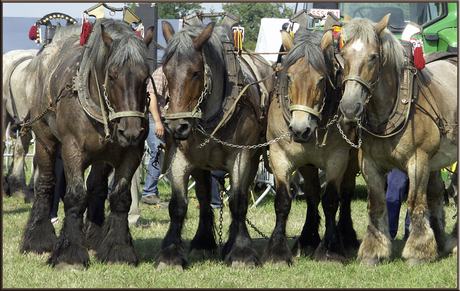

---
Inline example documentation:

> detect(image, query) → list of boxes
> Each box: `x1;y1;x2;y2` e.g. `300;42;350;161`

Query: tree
158;3;204;19
128;3;204;19
222;3;294;50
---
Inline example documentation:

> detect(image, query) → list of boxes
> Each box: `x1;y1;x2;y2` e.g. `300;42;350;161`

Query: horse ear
162;21;175;44
193;22;215;52
281;30;294;51
343;14;352;21
143;25;155;48
375;13;391;37
321;30;333;53
100;24;113;49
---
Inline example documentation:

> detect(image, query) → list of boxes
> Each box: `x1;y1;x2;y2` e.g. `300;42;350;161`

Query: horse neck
365;65;400;126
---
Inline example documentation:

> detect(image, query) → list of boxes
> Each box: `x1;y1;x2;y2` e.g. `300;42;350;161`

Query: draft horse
262;28;360;266
156;21;275;269
3;24;82;201
20;18;154;270
338;15;457;266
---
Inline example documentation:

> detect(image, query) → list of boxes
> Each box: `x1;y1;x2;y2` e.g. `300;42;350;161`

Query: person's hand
156;122;164;139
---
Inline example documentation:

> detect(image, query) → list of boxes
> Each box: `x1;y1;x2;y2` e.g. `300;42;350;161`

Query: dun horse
20;18;154;270
262;28;360;266
156;20;275;269
338;15;457;266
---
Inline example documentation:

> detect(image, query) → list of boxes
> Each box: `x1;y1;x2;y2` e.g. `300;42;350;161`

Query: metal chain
245;217;270;240
196;123;290;149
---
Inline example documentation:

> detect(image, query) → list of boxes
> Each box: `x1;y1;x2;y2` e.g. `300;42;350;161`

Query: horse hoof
231;260;256;268
54;263;86;271
157;262;183;271
360;257;379;268
406;258;423;266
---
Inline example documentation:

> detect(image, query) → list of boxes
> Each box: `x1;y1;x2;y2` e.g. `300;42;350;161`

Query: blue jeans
386;168;410;240
142;115;165;198
211;171;226;205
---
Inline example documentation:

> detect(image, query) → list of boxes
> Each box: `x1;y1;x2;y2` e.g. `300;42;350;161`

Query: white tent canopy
255;18;299;63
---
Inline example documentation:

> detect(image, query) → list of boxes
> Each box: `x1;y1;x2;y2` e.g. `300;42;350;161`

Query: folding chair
251;156;276;209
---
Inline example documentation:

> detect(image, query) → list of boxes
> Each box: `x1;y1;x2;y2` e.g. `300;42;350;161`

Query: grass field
2;155;458;288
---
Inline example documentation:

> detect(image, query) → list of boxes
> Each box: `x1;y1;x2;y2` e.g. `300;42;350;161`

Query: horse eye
192;71;200;78
370;54;379;63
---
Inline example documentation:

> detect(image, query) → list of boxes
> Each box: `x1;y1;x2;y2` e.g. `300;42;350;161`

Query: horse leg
222;150;259;268
312;169;347;263
24;155;37;203
402;167;443;265
189;169;217;259
357;156;392;267
6;129;32;198
444;221;458;255
94;156;139;265
20;135;58;254
338;151;360;251
261;165;294;265
85;163;111;253
426;170;447;251
47;145;90;270
155;152;189;270
291;166;321;258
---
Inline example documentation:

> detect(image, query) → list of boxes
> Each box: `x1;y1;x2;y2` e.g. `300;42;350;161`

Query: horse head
95;20;154;147
339;14;390;124
280;29;336;143
161;21;218;140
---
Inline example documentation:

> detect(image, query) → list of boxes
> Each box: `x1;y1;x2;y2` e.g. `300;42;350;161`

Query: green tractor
302;2;457;53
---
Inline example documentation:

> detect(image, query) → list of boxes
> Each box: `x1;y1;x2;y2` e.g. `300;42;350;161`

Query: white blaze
351;39;364;51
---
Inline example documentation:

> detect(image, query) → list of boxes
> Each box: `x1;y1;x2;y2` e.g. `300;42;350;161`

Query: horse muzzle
164;118;192;140
116;116;146;147
339;86;367;124
289;113;317;143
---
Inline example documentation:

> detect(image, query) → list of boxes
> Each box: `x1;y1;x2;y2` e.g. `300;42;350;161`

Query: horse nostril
177;123;190;134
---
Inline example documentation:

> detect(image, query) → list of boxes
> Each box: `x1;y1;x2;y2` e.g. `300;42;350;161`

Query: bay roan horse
262;28;360;266
2;24;83;201
338;14;457;266
157;21;275;269
20;18;154;270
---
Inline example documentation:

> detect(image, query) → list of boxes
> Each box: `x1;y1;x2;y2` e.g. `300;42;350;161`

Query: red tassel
29;25;38;40
80;22;92;46
413;46;425;70
134;31;142;38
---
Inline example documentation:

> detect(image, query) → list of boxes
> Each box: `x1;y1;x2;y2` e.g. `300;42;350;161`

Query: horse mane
162;24;226;72
86;18;149;71
342;18;405;75
53;24;82;40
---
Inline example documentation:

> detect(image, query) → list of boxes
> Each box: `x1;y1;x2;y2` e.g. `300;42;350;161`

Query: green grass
2;156;458;288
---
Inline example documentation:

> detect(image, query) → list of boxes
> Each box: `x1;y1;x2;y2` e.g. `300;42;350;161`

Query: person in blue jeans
140;66;168;207
386;168;410;241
